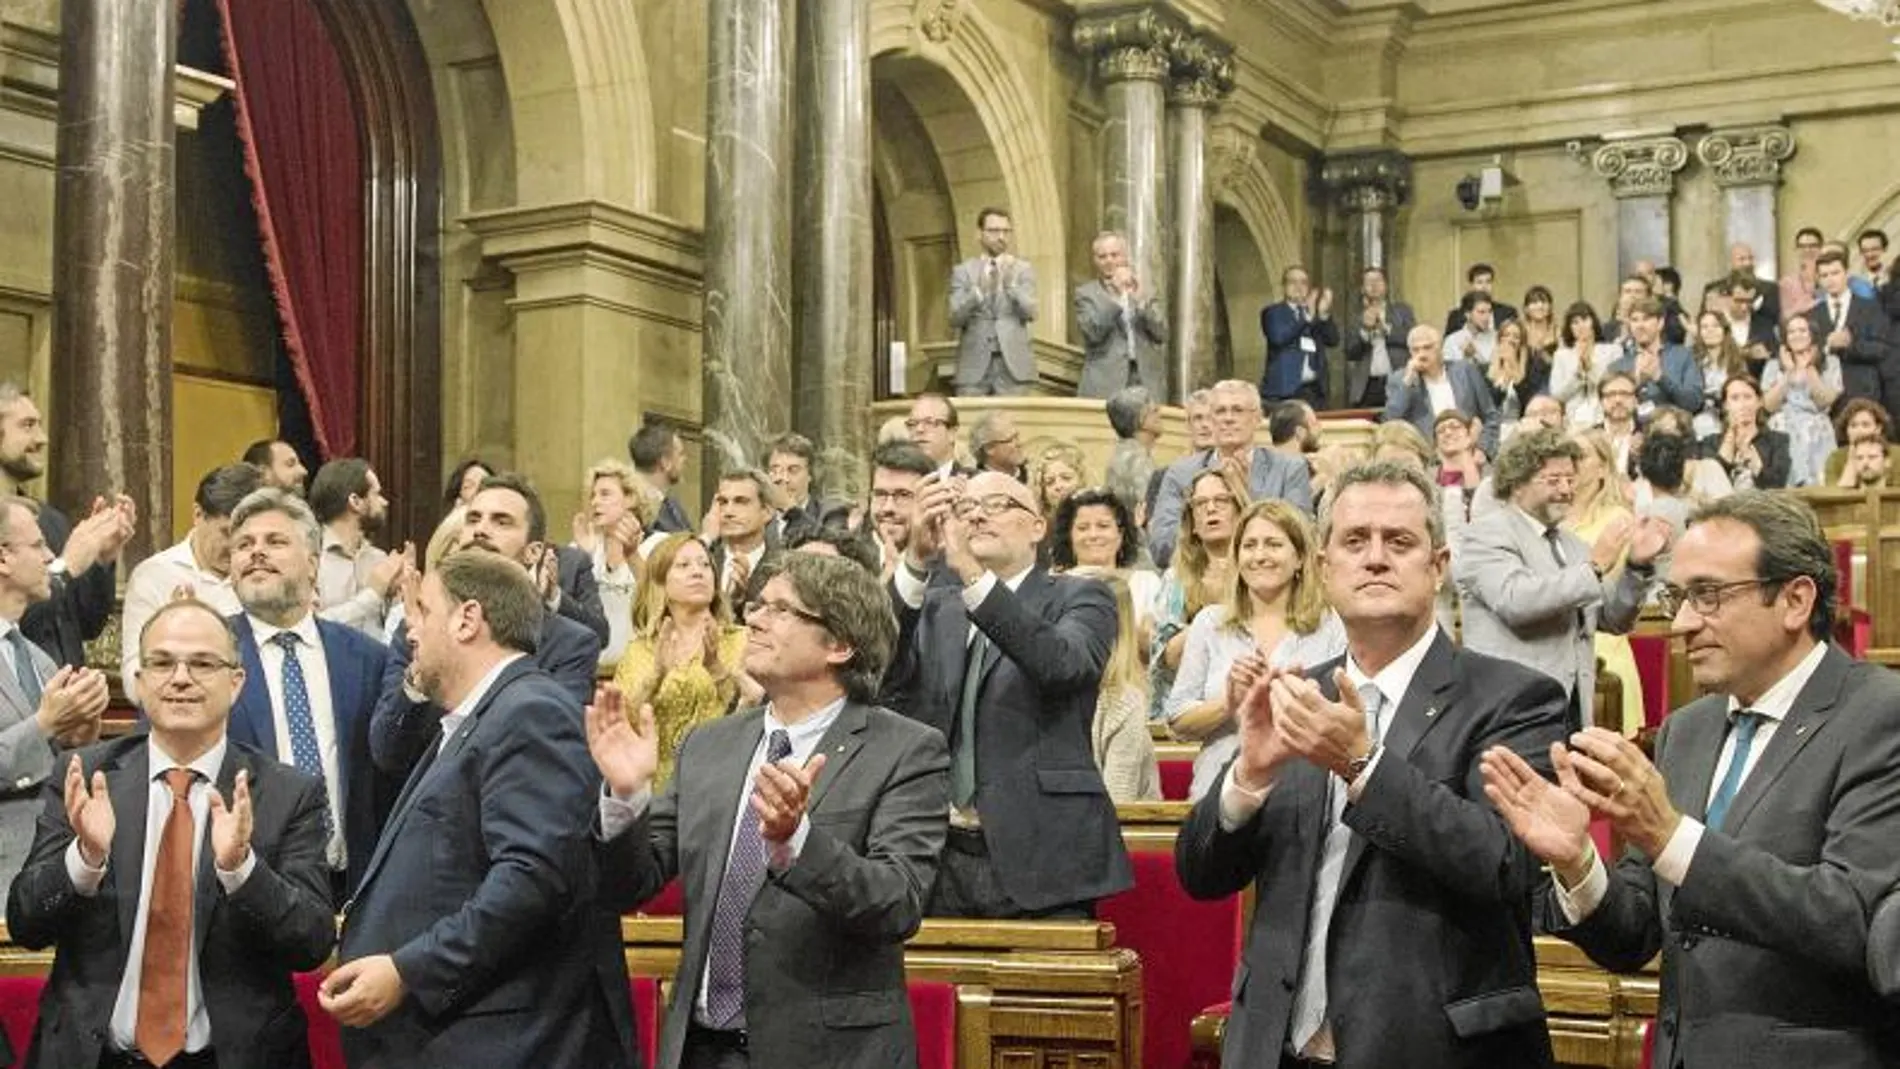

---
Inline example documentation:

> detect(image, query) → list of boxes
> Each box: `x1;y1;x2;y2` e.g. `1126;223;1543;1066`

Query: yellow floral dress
611;624;749;789
1565;506;1644;734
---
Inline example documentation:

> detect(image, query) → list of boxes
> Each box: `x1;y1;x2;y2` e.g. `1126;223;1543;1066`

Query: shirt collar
1343;623;1441;721
762;696;847;751
1727;640;1828;724
321;528;359;559
999;564;1034;592
1511;503;1556;541
249;612;321;651
442;652;527;737
0;616;16;643
149;734;228;787
160;537;227;582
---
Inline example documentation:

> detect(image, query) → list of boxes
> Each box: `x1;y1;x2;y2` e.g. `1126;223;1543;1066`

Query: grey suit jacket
1074;279;1168;399
0;628;58;889
1147;447;1315;567
1383;360;1502;459
949;257;1037;385
1452;506;1647;726
1546;646;1900;1069
602;702;950;1069
1345;301;1417;405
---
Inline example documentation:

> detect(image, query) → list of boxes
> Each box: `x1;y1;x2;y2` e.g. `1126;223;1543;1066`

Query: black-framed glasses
140;654;240;681
904;417;949;432
954;495;1033;519
745;599;828;627
869;488;916;505
1655;578;1777;618
1189;494;1239;514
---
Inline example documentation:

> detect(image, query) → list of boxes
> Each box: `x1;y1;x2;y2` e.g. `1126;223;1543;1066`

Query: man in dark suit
0;383;132;668
889;469;1131;918
456;473;606;646
1345;266;1414;409
7;598;335;1069
706;469;780;608
1811;248;1897;415
1443;262;1518;334
370;475;601;784
1724;272;1780;379
320;551;627;1069
1383;324;1503;459
631;421;694;535
1260;265;1339;408
591;551;949;1068
226;488;396;902
1178;460;1565;1069
1148;379;1315;566
1486;491;1900;1069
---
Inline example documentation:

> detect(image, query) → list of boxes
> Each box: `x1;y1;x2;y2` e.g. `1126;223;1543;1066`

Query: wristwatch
1344;745;1379;785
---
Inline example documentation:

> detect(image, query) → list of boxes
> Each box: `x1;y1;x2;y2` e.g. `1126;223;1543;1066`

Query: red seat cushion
630;976;662;1068
1640;1016;1657;1069
0;975;43;1064
1628;634;1670;728
295;971;347;1069
639;878;686;916
1099;849;1244;1069
908;980;956;1069
1158;759;1194;801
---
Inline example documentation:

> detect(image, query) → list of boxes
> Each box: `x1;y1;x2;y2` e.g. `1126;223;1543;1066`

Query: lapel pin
1795;724;1809;736
1425;706;1438;719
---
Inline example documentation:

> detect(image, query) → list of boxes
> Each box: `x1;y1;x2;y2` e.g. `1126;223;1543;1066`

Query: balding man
1148;380;1315;566
1383;324;1501;459
1075;231;1167;399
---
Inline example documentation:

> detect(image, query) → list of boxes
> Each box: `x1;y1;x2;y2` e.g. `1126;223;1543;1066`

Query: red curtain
216;0;363;459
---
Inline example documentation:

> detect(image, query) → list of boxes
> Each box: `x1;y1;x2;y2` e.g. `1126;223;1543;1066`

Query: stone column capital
1318;149;1412;212
1074;7;1188;83
1571;135;1689;199
1166;30;1234;107
1695;125;1796;189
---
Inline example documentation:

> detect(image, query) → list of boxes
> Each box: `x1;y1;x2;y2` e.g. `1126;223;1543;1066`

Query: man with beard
1453;429;1669;732
241;439;310;495
225;488;395;902
0;382;135;668
309;459;410;638
1269;401;1323;465
866;441;935;575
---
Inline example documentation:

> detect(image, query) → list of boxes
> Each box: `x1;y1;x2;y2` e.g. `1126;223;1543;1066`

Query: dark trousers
682;1026;749;1069
928;826;1094;920
1358;375;1389;410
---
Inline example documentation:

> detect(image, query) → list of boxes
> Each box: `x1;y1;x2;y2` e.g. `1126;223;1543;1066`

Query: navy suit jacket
1261;302;1340;404
338;659;627;1069
227;613;396;896
554;545;611;647
20;501;115;667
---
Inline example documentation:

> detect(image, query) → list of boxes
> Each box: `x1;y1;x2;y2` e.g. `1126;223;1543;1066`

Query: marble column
1697;126;1795;283
1317;151;1410;408
49;0;179;561
792;0;872;499
1166;36;1232;401
704;0;794;475
1076;9;1181;373
1576;135;1689;279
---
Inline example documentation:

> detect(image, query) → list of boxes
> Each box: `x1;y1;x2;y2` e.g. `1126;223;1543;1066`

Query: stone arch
1845;179;1900;246
480;0;658;209
870;0;1067;338
1215;150;1300;279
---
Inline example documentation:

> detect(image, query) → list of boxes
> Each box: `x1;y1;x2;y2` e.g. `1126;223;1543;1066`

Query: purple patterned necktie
703;728;792;1028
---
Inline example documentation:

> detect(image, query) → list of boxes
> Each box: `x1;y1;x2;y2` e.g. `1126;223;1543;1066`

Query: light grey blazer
1452;505;1646;726
0;628;59;890
949;257;1038;386
1073;279;1168;399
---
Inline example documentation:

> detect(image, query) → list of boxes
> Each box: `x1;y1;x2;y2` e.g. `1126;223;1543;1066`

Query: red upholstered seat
1628;634;1670;728
295;971;347;1069
1832;540;1871;657
640;878;686;916
631;976;662;1068
1640;1015;1656;1069
908;980;957;1069
1158;758;1194;801
0;974;43;1064
1099;848;1245;1069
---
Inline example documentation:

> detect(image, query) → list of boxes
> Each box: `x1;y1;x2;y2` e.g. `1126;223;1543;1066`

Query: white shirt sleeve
1553;846;1610;924
597;784;653;841
892;561;930;609
214;849;257;893
65;839;108;896
1216;764;1275;832
960;572;997;610
1650;816;1703;888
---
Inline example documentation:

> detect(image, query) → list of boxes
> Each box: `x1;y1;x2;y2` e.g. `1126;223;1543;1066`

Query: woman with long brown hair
1147;465;1248;718
1689;309;1749;439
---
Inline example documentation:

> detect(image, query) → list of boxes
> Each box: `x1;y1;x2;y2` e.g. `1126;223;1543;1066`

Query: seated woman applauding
1760;315;1841;487
1162;499;1343;802
1050;487;1161;644
1148;466;1248;719
611;533;761;789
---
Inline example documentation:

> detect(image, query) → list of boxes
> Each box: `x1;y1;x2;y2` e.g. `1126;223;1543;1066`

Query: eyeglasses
1189;494;1239;514
905;417;949;432
140;654;240;681
744;599;828;627
1601;387;1637;399
869;488;916;505
1655;578;1776;618
954;495;1034;519
1534;472;1578;489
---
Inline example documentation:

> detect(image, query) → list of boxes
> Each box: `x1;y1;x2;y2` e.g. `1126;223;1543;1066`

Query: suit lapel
315;621;359;788
1341;635;1458;882
1720;648;1847;834
696;711;765;910
804;703;868;814
192;747;247;958
0;650;30;726
108;746;153;951
230;618;279;756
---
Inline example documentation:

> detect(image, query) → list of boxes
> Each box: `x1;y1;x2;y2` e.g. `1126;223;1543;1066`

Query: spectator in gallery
1825;239;1879;301
1484;317;1546;421
1857;227;1889;286
1103;386;1161;524
1690;309;1750;439
1824;398;1899;483
949;207;1038;396
1550;300;1621;429
1780;225;1826;320
242;438;310;495
1638;406;1732;506
1442;290;1499;366
1706;375;1793;491
1810;247;1895;412
1729;241;1781;324
1345;265;1414;408
1259;264;1338;408
1075;230;1168;399
1444;261;1517;333
1652;265;1689;346
1382;323;1502;460
1068;566;1161;804
1604;273;1653;343
1518;285;1559;363
1837;436;1892;488
1723;271;1780;378
1607;297;1704;417
1762;317;1840;487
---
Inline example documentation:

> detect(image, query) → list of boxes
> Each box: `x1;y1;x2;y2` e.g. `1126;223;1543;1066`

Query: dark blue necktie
704;728;792;1028
1705;711;1763;831
272;632;325;777
6;628;42;711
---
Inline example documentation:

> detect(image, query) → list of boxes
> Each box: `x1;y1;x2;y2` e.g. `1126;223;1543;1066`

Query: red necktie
136;768;196;1065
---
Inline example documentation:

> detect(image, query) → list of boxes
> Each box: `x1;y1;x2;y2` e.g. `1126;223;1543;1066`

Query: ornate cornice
1317;149;1412;212
1570;135;1689;199
1074;7;1189;84
1167;30;1235;107
1695;125;1795;188
915;0;963;44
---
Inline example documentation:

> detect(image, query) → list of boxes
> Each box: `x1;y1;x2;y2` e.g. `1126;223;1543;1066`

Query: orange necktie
136;768;196;1065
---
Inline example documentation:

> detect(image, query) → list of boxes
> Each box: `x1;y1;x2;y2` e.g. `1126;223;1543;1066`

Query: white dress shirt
316;528;389;637
438;653;526;747
120;538;243;692
247;613;347;869
1555;639;1828;923
1422;370;1459;417
67;736;252;1055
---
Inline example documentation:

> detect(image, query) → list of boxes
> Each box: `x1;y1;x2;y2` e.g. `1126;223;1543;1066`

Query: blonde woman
1566;430;1642;732
1148;465;1248;718
1071;566;1161;802
1485;318;1545;421
1164;500;1344;801
570;458;654;666
1034;443;1089;516
611;533;760;788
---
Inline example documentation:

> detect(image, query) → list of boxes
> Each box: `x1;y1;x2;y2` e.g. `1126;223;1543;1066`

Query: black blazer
6;736;335;1069
554;545;611;647
1809;294;1894;407
1177;632;1566;1069
1698;429;1792;490
1546;646;1900;1068
19;501;115;668
339;660;628;1069
887;567;1132;911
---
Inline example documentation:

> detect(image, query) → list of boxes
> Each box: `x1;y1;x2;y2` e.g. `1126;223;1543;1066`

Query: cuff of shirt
892;559;929;609
1217;764;1274;832
1343;748;1388;804
215;849;257;894
65;839;107;896
1553;845;1610;924
598;783;652;841
960;572;997;611
1651;816;1703;888
767;817;811;873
